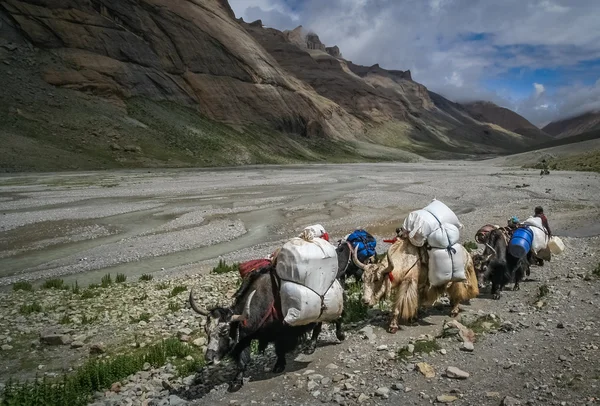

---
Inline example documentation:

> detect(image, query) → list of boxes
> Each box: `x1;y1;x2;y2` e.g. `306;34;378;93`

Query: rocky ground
0;162;599;405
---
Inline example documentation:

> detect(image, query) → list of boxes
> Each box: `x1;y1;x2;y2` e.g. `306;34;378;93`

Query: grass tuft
211;259;240;275
463;241;479;253
81;314;98;325
0;338;204;406
115;273;127;283
156;282;169;290
397;339;441;361
19;302;43;315
342;280;369;323
139;274;153;282
130;313;151;324
169;286;187;297
71;281;80;294
12;281;33;292
168;302;181;312
42;279;67;290
101;274;112;288
538;284;550;299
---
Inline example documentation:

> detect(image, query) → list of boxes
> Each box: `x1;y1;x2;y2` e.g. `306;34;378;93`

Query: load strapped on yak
402;199;467;287
345;229;377;264
274;226;343;326
509;216;550;259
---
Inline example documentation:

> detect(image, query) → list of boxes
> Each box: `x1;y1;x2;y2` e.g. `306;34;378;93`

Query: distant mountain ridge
0;0;556;171
543;111;600;138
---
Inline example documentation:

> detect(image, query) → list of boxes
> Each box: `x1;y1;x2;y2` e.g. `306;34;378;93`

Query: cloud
229;0;600;125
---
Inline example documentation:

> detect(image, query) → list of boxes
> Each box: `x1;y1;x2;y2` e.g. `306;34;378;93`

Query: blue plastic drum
509;226;534;258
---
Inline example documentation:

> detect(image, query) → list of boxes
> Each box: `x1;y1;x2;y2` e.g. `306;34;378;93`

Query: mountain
0;0;551;171
462;101;550;142
542;111;600;138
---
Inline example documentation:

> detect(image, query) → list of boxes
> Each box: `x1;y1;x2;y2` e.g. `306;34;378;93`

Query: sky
229;0;600;127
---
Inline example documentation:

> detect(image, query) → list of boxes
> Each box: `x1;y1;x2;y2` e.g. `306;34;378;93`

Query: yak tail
394;278;419;322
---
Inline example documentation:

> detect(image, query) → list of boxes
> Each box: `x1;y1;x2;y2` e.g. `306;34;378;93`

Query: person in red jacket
533;206;552;266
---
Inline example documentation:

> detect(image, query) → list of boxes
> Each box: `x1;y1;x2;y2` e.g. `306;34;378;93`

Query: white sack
427;223;460;249
402;209;439;247
522;217;548;254
281;279;344;326
303;224;327;239
428;244;467;287
276;237;338;296
423;200;463;229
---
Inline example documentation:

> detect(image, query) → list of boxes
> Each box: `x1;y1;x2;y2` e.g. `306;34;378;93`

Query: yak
485;228;530;299
352;236;479;333
189;266;345;392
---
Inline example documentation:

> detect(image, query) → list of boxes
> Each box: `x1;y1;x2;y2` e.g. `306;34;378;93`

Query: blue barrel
509;227;534;258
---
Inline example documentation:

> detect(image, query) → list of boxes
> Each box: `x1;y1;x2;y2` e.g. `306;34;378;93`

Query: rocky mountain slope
543;111;600;138
463;101;550;141
0;0;552;171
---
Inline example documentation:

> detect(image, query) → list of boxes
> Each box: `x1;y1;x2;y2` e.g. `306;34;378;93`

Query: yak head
189;289;256;364
351;246;392;307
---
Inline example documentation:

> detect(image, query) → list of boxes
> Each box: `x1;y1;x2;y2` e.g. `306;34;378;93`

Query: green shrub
0;338;203;406
130;313;151;324
80;289;100;299
88;283;100;289
115;274;127;283
101;274;112;288
169;286;187;297
156;282;169;290
139;274;153;282
12;281;33;292
71;281;80;294
538;284;550;298
42;279;66;290
211;259;240;274
19;302;43;315
342;281;369;323
168;302;181;312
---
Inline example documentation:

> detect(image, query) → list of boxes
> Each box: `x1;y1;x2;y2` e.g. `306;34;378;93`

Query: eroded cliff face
0;0;551;170
1;0;362;139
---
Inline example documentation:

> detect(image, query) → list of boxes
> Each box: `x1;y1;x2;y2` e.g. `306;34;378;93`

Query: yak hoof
227;381;243;393
336;332;346;341
513;284;520;291
303;343;317;355
272;363;286;374
388;326;399;334
493;293;502;300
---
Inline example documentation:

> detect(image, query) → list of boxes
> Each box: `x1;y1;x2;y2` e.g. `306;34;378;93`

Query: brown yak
353;237;479;333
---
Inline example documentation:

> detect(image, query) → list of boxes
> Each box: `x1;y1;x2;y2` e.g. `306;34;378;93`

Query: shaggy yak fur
486;229;530;299
353;237;479;333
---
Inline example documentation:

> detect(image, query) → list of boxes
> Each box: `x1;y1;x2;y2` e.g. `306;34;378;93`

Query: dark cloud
230;0;600;126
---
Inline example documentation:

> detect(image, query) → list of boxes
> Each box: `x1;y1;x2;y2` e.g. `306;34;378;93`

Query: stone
377;345;389;351
486;392;500;398
375;387;390;398
332;374;344;383
1;344;13;351
445;366;469;379
461;341;474;352
392;383;404;391
90;343;106;354
307;380;319;391
192;337;206;347
326;363;339;369
344;382;355;391
437;395;458;403
71;341;84;348
168;395;188;406
357;393;370;403
502;396;522;406
359;326;375;341
178;328;192;336
179;335;190;342
110;382;122;393
407;344;415;353
439;348;447;355
40;330;72;346
416;362;435;378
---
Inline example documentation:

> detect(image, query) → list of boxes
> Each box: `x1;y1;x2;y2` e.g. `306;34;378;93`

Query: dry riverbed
0;162;599;405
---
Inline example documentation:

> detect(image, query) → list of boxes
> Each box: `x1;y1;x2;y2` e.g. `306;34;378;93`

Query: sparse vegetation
156;282;169;290
0;338;203;406
116;273;127;283
80;289;101;299
592;263;600;278
81;314;99;325
12;281;33;292
19;302;43;315
71;281;80;294
139;274;153;282
88;283;100;289
42;279;67;290
59;314;71;325
169;286;187;297
462;314;502;334
211;259;240;274
343;280;370;323
168;302;181;312
397;339;441;361
538;284;550;299
130;313;151;324
101;274;113;288
463;241;479;253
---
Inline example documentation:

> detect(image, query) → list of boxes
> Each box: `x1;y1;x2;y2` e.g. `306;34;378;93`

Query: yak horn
485;243;497;255
189;289;210;316
351;245;367;270
231;290;256;322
